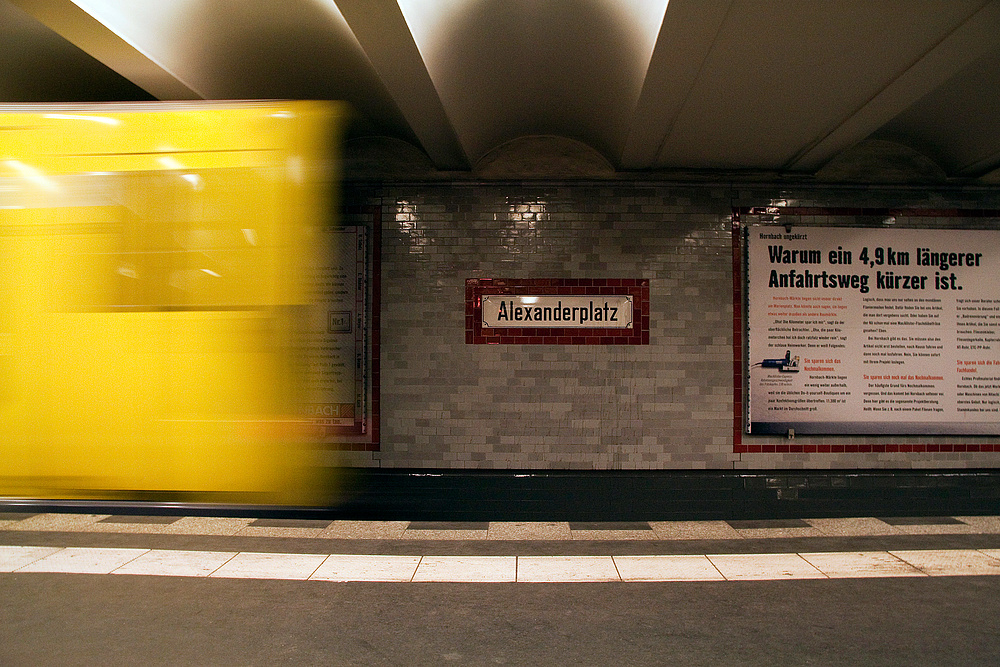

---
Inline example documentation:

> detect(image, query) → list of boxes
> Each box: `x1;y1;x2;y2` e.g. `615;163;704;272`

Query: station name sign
465;278;649;345
482;295;632;329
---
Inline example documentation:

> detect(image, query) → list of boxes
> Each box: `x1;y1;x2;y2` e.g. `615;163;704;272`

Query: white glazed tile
311;554;421;581
708;553;825;580
890;549;1000;576
412;556;516;582
799;551;925;578
613;555;724;581
114;549;236;577
0;546;63;572
17;547;148;574
210;552;328;580
516;556;620;582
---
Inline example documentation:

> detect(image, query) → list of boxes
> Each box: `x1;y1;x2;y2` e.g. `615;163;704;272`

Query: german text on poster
747;225;1000;434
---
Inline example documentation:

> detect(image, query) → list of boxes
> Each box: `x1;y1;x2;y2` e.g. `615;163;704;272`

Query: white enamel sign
482;295;633;329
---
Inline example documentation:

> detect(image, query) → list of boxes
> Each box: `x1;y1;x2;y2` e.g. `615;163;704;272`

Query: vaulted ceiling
3;0;1000;181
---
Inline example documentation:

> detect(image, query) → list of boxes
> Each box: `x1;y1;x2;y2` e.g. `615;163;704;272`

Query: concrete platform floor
5;512;1000;540
4;513;1000;664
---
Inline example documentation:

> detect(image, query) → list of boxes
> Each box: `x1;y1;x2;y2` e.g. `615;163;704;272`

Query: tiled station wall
341;182;1000;471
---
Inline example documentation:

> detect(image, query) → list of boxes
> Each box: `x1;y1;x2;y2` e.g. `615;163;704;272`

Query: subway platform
5;511;1000;665
5;512;1000;582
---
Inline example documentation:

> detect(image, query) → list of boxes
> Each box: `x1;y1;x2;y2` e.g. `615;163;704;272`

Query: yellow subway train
0;101;345;505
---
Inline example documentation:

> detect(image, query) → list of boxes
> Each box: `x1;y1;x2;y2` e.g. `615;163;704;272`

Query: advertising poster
302;226;369;439
747;225;1000;434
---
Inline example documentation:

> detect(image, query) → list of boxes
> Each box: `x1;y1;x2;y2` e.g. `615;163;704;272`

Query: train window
37;167;286;311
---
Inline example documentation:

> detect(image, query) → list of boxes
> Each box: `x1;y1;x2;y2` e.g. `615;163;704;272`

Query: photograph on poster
747;225;1000;435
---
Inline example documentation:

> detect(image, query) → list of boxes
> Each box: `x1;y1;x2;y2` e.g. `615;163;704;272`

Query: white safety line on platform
4;546;1000;582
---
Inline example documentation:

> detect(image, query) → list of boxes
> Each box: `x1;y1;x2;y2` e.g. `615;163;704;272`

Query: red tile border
466;278;649;345
733;442;999;453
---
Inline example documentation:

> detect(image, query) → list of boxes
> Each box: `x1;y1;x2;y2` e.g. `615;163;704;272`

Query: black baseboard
4;469;1000;521
331;468;1000;521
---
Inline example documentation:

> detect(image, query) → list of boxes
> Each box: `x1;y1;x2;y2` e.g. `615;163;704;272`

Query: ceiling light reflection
157;156;184;170
3;160;58;192
43;113;121;126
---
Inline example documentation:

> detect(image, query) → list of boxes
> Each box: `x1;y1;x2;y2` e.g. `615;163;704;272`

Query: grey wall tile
344;182;1000;470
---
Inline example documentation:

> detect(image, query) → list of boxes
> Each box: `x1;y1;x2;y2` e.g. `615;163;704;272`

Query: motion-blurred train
0;101;345;505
